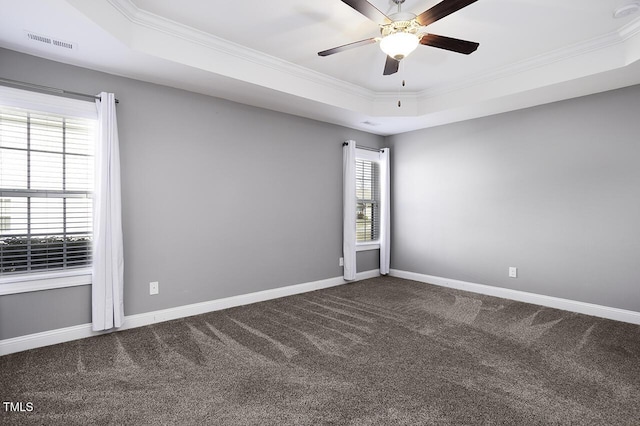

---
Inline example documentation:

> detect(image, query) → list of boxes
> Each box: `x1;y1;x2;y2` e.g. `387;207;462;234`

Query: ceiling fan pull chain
399;59;406;107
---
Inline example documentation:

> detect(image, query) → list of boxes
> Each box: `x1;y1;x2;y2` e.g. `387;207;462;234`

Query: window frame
0;86;97;295
0;268;91;295
355;149;382;252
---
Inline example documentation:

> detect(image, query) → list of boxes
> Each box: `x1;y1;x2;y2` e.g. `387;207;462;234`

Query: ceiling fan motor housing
380;13;421;38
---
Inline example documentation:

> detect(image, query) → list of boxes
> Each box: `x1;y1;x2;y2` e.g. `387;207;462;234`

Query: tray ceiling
1;0;640;135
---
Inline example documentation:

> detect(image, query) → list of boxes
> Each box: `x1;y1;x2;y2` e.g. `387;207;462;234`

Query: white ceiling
1;0;640;135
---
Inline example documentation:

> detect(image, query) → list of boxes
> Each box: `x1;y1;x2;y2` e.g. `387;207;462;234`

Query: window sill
0;269;92;296
356;243;380;252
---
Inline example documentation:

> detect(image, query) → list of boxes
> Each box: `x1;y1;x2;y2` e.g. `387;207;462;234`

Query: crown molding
417;17;640;102
106;0;376;103
618;14;640;40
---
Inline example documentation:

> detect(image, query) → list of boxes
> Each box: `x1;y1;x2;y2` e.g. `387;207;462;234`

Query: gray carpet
1;276;639;425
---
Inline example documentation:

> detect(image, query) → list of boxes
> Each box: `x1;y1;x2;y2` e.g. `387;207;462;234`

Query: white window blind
356;158;380;242
0;105;95;276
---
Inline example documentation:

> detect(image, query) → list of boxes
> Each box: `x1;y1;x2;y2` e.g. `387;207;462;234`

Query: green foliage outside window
0;236;92;274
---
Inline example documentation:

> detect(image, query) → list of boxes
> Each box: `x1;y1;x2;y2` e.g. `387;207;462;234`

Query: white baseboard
123;269;379;330
0;269;380;356
390;269;640;325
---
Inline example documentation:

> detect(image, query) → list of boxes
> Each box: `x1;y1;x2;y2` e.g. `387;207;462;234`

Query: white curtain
379;148;391;274
343;140;357;280
92;92;124;331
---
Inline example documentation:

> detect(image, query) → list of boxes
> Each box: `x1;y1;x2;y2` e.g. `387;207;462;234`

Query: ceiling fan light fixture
380;32;419;60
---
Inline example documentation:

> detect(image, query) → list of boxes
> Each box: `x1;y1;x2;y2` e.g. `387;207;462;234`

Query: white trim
389;269;640;325
0;269;380;356
123;269;379;329
0;85;98;119
0;269;92;295
355;148;383;162
356;243;380;252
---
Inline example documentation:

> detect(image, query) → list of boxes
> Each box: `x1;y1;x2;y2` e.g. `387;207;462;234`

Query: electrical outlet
150;281;159;295
339;257;344;266
509;267;517;278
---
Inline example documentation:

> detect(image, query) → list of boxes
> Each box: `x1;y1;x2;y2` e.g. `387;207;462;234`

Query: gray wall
387;85;640;312
0;48;383;340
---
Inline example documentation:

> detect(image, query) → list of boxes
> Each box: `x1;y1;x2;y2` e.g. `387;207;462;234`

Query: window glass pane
30;113;63;153
1;198;11;232
0;148;28;189
0;197;27;235
66;197;93;234
66;237;92;268
0;110;28;150
66;154;94;191
355;159;380;242
31;151;63;190
0;196;28;274
0;237;28;274
31;198;64;235
66;118;95;156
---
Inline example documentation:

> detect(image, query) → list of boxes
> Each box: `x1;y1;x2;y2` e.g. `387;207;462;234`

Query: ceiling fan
318;0;480;75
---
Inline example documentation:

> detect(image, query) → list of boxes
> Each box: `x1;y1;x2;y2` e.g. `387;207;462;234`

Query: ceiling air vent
52;39;74;50
25;31;76;51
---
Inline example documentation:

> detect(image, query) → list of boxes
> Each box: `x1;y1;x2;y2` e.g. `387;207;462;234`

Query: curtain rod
0;77;119;104
342;142;383;152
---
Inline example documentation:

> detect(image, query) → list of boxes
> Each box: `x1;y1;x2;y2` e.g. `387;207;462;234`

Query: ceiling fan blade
420;34;479;54
318;38;378;56
416;0;478;27
341;0;391;25
383;56;400;75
